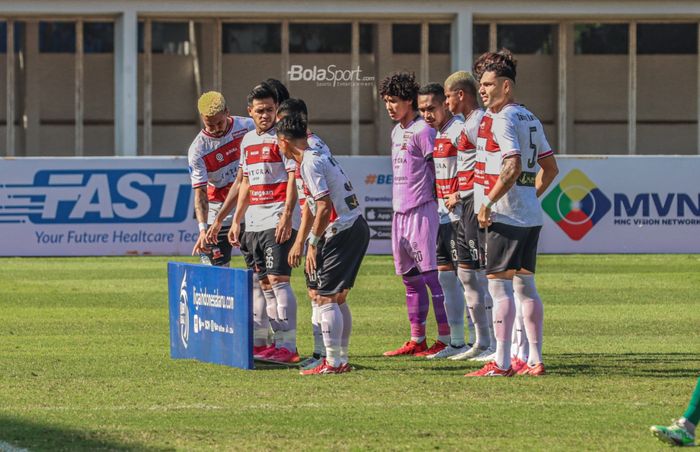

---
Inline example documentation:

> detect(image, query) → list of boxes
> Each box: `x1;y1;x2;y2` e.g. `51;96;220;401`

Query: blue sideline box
168;262;253;370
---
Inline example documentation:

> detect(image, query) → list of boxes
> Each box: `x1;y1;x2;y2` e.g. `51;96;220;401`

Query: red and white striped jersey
474;104;554;227
241;126;299;232
187;115;255;224
457;108;485;198
295;132;331;208
301;150;361;239
433;115;464;224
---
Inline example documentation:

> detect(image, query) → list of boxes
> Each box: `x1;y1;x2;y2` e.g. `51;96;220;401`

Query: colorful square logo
542;169;611;240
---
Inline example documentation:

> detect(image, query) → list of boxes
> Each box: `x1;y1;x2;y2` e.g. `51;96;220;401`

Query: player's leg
428;222;468;359
240;230;273;358
466;223;528;377
413;202;450;355
384;211;429;356
452;196;490;360
651;376;699;446
264;229;300;363
514;226;545;376
302;217;369;374
299;239;326;370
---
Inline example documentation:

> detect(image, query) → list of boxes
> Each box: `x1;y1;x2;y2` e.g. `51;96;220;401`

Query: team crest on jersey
262;146;271;157
215;153;224;162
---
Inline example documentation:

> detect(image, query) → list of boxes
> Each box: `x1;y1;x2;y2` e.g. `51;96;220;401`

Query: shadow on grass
548;352;700;378
0;415;165;451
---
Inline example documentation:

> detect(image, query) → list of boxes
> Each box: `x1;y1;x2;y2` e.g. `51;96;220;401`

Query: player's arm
275;170;298;244
228;176;250;247
305;194;332;275
536;154;559;198
206;167;242;244
288;202;313;268
192;186;210;255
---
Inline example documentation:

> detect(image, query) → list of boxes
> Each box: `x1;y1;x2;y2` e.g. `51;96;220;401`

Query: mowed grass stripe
0;255;698;450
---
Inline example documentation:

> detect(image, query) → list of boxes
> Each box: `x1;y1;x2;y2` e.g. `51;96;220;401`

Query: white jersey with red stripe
295;132;331;209
474;104;554;227
241;126;300;232
457;108;485;198
433;115;464;224
301;149;361;239
187;115;255;224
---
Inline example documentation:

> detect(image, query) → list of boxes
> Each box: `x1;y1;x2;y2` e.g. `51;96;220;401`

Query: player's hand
205;219;222;244
445;193;460;211
288;240;304;268
305;244;317;275
228;222;241;247
477;204;493;228
275;213;292;244
192;231;210;256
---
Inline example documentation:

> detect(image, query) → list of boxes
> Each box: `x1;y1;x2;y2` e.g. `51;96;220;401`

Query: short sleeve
301;156;330;201
492;114;520;160
415;125;437;159
536;124;554;159
187;140;208;188
283;151;297;173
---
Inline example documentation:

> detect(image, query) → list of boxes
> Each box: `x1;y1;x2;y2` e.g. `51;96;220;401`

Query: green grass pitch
0;255;699;450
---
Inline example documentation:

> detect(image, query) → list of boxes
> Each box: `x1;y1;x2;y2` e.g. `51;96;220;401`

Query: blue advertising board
168;262;253;369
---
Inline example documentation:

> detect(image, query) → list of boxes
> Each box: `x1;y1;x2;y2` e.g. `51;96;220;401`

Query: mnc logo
542;169;611;240
0;169;191;224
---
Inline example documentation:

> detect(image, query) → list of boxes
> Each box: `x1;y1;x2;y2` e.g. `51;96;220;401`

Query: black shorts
456;194;484;268
204;223;238;267
240;228;298;278
481;222;541;275
304;237;325;290
317;216;370;296
436;222;459;267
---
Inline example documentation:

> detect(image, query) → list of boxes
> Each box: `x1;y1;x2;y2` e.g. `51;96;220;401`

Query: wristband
198;222;208;232
308;233;321;247
485;198;495;209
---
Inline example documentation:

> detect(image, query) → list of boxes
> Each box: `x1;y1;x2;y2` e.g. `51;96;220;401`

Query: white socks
272;282;297;351
479;270;497;348
311;301;324;356
438;270;466;347
514;274;544;366
488;278;515;370
338;302;352;363
252;274;269;347
320;303;343;367
458;268;489;348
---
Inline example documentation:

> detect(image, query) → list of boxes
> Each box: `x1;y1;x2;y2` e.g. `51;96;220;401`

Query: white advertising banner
1;156;698;256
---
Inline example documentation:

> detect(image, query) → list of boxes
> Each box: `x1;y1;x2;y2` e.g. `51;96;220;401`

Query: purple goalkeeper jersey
390;115;437;213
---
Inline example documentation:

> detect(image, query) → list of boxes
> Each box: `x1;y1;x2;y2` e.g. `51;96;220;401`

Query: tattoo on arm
194;188;208;224
500;156;522;189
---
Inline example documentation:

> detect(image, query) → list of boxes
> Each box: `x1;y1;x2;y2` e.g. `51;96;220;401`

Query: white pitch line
0;441;29;452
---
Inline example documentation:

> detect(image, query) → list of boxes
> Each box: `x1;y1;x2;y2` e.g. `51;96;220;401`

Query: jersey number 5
527;127;537;169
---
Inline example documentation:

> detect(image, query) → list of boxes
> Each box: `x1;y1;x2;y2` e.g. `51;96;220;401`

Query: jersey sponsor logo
249;182;287;205
542;169;611;240
0;169;190;224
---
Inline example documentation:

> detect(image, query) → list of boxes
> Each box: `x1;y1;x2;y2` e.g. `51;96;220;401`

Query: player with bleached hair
189;91;254;266
379;72;449;357
276;112;370;374
440;71;497;363
465;49;559;377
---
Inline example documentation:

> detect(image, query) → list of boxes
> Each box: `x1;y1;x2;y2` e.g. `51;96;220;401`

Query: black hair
276;113;308;140
473;49;517;82
379;72;420;110
278;98;308;120
265;78;290;104
247;82;278;105
417;83;446;103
